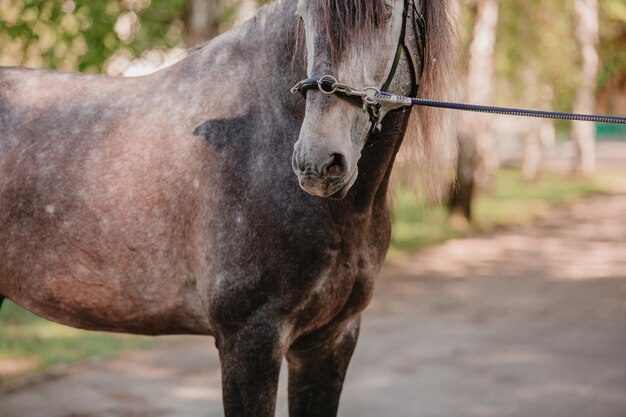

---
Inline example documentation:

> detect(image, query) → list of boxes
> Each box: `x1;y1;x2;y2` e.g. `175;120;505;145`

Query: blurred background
0;0;625;408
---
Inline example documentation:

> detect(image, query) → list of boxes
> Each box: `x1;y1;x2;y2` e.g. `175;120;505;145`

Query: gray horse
0;0;457;415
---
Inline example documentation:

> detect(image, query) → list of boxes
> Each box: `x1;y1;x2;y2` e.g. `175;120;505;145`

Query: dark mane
312;0;388;57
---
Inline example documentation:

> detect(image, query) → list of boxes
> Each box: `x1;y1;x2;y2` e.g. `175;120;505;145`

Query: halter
291;0;426;135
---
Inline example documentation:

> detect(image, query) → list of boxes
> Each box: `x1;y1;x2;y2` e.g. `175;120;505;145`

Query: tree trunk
234;0;258;25
185;0;223;46
521;84;555;182
449;0;499;223
448;135;476;230
572;0;599;176
521;128;541;182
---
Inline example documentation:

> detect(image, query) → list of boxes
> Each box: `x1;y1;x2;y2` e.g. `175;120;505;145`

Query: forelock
310;0;389;59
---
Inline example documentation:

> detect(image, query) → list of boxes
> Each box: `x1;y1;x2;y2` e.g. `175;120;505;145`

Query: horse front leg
217;322;285;417
286;316;361;417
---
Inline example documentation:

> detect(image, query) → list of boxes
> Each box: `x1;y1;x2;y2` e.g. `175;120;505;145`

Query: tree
598;0;626;94
520;73;556;182
0;0;267;74
0;0;186;73
185;0;222;46
572;0;600;175
449;0;499;225
234;0;258;25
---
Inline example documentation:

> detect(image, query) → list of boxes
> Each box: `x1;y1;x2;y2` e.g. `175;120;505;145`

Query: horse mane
403;0;461;201
312;0;388;58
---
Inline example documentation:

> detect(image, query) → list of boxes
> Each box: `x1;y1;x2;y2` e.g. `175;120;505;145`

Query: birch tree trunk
521;82;556;182
185;0;223;46
234;0;258;25
449;0;499;224
572;0;599;175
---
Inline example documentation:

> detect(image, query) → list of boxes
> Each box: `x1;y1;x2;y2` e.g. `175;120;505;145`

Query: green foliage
459;0;625;114
598;0;626;90
493;0;579;111
0;0;186;72
0;1;281;74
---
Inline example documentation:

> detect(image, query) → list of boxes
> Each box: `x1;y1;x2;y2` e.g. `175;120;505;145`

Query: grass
0;301;153;383
390;167;625;254
0;167;623;384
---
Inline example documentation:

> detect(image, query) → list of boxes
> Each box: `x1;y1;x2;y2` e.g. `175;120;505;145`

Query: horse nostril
325;153;346;178
293;151;307;175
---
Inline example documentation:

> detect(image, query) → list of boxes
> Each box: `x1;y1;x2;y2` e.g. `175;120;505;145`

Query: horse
0;0;457;415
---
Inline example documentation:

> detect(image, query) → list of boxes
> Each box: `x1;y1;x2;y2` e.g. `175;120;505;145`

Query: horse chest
287;244;380;339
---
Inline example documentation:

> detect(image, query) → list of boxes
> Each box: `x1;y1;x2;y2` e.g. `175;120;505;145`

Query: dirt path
1;194;625;417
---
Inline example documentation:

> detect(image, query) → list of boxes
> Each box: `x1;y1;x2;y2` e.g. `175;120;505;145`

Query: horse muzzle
292;150;354;199
297;174;349;199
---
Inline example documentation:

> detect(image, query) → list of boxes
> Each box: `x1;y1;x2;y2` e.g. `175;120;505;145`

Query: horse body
0;2;392;337
0;0;455;415
0;68;201;332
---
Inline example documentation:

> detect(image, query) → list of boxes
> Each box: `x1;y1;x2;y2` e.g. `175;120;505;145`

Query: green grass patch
0;301;153;383
390;168;625;254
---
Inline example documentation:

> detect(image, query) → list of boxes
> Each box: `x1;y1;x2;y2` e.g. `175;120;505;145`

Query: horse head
291;0;426;198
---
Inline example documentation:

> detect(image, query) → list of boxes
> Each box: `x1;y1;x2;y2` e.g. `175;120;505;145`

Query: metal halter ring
362;87;381;106
317;75;338;95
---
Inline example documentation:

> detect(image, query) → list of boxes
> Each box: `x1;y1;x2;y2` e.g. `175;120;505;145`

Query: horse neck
347;110;409;212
